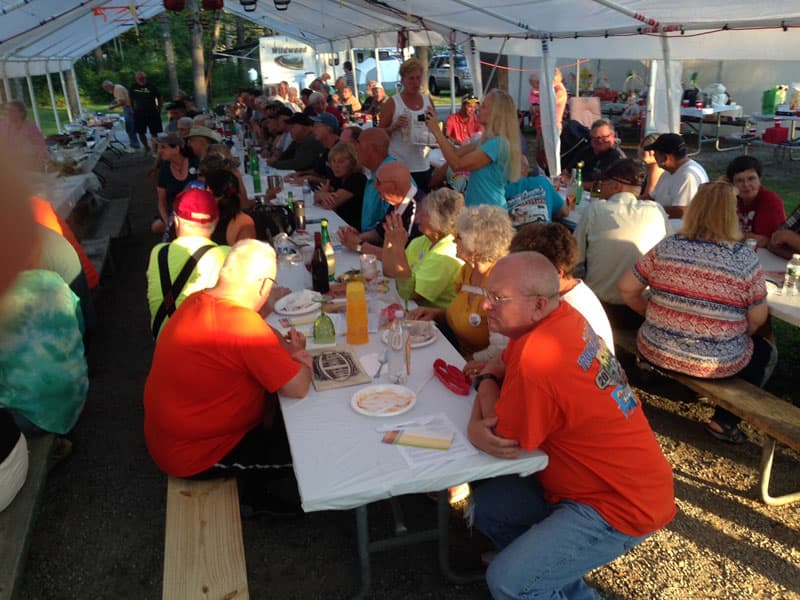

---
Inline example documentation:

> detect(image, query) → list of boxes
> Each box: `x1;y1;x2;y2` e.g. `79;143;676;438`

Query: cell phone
417;113;427;122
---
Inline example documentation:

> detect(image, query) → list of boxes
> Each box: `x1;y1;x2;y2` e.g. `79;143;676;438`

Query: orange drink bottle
346;281;369;345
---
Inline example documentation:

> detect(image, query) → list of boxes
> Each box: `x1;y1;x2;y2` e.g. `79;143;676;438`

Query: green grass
27;103;107;135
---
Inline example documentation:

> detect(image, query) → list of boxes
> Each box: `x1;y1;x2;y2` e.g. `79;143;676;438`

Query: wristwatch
473;373;500;391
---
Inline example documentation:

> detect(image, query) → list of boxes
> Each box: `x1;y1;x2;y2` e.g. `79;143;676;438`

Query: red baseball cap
174;188;219;224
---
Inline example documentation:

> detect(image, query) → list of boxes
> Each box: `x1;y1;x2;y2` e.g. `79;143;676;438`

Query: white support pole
348;42;357;95
448;42;456;113
58;70;73;123
25;73;41;130
470;37;483;101
46;71;62;133
539;39;561;176
660;36;676;132
70;66;83;118
373;35;382;85
2;77;11;103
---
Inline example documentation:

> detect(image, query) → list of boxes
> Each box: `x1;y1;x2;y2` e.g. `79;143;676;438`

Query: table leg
354;505;371;600
437;491;484;584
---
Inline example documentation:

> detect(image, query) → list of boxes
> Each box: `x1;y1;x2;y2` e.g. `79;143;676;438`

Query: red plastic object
164;0;186;10
433;359;471;396
763;125;789;144
202;0;223;8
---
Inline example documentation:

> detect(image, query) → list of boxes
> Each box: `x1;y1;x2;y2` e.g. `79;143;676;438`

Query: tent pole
2;77;10;104
45;70;62;133
575;60;580;97
482;37;507;96
470;37;483;101
373;35;383;85
70;67;83;119
25;72;41;130
516;55;524;110
58;70;73;123
539;39;560;177
449;39;456;113
660;35;676;132
349;42;357;96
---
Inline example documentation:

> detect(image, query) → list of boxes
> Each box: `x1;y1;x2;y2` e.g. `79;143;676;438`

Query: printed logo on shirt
578;324;639;419
507;187;549;228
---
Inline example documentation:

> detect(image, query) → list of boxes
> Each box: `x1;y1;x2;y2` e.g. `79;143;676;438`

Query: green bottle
575;161;583;205
320;219;336;281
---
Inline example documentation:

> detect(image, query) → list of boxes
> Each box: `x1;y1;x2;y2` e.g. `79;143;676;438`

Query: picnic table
680;104;745;155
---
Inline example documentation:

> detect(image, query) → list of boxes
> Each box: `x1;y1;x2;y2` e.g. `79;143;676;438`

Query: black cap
286;113;313;126
643;133;687;155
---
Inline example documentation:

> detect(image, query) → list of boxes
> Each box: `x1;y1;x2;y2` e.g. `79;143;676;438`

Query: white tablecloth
31;172;101;218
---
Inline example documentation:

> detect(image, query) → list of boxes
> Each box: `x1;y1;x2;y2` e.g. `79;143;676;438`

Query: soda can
294;199;306;231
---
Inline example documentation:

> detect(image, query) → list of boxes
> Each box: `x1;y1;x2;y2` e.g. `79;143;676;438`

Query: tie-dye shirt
0;270;87;434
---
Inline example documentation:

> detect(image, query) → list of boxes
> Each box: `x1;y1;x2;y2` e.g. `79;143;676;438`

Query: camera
417;113;427;122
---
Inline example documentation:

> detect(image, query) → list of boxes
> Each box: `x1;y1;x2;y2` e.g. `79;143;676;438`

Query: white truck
258;35;402;94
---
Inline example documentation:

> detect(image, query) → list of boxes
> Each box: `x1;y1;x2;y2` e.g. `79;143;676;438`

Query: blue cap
311;112;341;133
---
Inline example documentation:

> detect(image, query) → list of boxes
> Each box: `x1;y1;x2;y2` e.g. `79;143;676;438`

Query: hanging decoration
202;0;223;8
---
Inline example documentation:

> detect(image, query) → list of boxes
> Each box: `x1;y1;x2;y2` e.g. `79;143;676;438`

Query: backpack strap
151;244;215;338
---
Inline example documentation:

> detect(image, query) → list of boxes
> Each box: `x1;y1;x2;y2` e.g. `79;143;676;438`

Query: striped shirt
633;235;766;378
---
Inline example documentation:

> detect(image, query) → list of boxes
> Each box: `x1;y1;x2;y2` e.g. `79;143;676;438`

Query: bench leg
759;437;800;506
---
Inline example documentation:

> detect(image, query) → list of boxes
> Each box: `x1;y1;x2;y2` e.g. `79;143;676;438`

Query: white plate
273;290;322;316
351;384;417;417
380;322;438;349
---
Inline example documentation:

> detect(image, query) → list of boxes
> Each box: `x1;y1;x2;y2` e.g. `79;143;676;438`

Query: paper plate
273;290;322;316
351;384;417;417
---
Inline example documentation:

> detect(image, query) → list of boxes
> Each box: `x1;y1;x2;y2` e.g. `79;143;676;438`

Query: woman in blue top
425;89;521;207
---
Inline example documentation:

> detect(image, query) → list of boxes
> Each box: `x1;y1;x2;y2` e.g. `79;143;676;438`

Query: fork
373;349;389;379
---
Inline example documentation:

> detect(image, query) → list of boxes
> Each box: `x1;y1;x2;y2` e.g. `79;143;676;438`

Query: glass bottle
779;253;800;296
320;219;336;281
287;191;295;212
387;310;410;384
311;232;330;294
313;300;336;344
574;161;583;205
302;178;312;204
346;281;369;345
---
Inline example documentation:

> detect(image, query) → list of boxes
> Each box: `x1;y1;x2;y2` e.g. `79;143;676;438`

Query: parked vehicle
428;53;473;95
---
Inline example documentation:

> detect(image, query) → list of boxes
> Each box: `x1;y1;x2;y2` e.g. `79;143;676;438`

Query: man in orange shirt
467;251;675;599
144;239;311;513
445;95;483;144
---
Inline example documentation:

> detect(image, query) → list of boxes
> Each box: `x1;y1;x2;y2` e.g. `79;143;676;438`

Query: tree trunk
160;13;179;100
236;17;247;83
204;12;224;105
188;0;207;110
94;47;104;73
415;47;430;94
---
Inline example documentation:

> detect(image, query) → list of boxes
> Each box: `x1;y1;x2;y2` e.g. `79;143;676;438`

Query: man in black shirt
562;118;626;185
130;71;163;155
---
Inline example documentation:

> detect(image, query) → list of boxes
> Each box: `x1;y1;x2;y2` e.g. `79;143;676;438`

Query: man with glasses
466;251;675;600
563;118;626;185
574;159;672;329
145;239;310;515
445;94;483;144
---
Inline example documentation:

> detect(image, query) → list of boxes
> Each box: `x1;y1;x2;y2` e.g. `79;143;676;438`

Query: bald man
466;251;675;600
338;161;421;258
356;127;396;232
144;239;311;512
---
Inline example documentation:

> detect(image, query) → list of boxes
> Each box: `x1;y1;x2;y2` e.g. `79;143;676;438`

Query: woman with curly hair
381;188;464;309
424;88;521;207
411;204;514;357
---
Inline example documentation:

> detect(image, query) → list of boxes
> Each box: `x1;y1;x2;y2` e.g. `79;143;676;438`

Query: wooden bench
162;477;249;600
615;329;800;506
0;434;56;600
80;192;132;279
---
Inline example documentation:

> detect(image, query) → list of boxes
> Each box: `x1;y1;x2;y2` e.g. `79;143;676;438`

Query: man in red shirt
444;94;483;144
144;239;311;512
467;251;675;599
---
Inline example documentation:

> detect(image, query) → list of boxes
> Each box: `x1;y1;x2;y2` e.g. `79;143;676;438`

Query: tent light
274;0;290;9
240;0;257;11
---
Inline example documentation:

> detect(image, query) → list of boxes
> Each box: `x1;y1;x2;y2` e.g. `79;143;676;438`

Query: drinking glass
313;299;336;344
360;254;379;291
396;271;416;312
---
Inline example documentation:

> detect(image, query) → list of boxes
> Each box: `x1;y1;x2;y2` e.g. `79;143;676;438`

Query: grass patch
27;103;107;135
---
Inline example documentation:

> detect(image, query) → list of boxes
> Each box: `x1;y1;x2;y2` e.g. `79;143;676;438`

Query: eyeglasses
482;290;555;306
590;133;614;142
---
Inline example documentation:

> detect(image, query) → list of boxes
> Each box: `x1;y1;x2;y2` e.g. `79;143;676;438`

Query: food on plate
277;289;320;313
353;386;415;414
404;320;435;345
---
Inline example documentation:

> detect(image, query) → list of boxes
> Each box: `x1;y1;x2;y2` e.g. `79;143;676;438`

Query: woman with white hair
425;89;521;207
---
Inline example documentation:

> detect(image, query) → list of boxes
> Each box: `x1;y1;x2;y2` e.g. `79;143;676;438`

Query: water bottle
387;310;410;384
779;253;800;296
302;178;312;204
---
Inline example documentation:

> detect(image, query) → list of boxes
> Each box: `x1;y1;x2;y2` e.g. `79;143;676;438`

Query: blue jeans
123;106;140;148
470;475;649;600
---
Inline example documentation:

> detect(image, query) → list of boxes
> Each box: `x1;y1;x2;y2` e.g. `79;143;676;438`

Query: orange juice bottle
346;281;369;345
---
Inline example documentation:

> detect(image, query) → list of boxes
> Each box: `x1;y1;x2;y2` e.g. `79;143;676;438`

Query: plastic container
346;281;369;345
387;310;409;384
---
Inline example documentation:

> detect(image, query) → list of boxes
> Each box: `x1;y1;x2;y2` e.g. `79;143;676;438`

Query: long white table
268;199;548;596
679;104;744;155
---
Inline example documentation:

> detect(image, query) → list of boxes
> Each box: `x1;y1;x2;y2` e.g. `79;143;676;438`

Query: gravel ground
17;140;800;600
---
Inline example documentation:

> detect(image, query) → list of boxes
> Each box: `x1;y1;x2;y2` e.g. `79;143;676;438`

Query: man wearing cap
102;79;140;150
176;117;194;140
146;188;230;339
285;113;341;186
144;239;310;514
186;126;222;161
269;113;325;172
153;131;200;238
643;133;708;218
130;71;163;155
574;159;672;329
563;119;627;184
445;95;484;144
